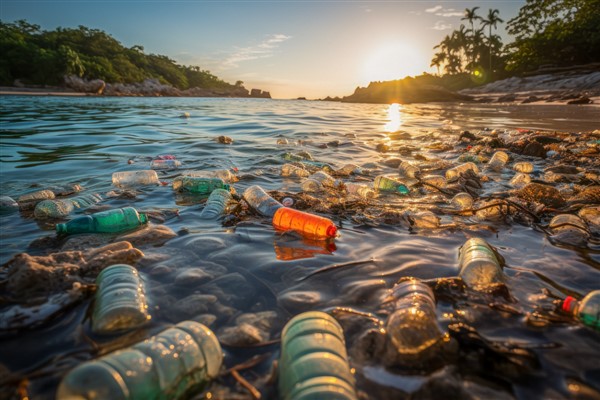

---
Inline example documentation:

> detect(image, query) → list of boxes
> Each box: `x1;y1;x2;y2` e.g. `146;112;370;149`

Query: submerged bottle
199;189;232;219
373;175;410;194
420;175;446;192
243;185;283;217
279;311;357;400
17;189;55;210
458;154;485;164
57;321;223;400
46;183;82;196
512;162;534;173
150;159;182;170
486;151;509;171
180;169;235;183
398;161;420;179
337;163;362;176
273;207;337;239
549;214;589;235
92;264;150;334
301;171;338;192
281;163;310;178
34;193;103;219
450;192;473;210
345;182;375;199
386;278;443;357
172;177;229;194
562;290;600;330
406;211;440;229
509;173;531;188
56;207;148;235
112;170;160;187
0;196;19;214
445;162;479;180
458;238;503;287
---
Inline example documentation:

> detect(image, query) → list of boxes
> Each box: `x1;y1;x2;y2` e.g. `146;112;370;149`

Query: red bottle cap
326;225;338;238
562;296;577;313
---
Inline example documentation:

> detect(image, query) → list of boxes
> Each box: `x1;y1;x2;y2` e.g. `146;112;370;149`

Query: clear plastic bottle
385;278;443;357
17;189;55;210
199;189;232;219
34;193;103;219
509;173;531;188
458;238;503;287
578;207;599;234
450;192;473;210
406;211;440;229
420;175;446;192
486;151;509;171
273;207;338;239
279;311;357;400
243;185;283;217
301;171;338;192
181;169;235;183
172;177;229;194
445;162;479;180
345;183;375;199
562;290;600;330
56;321;223;400
373;175;410;194
56;207;148;235
0;196;19;214
549;214;589;235
512;162;534;173
399;161;420;179
150;159;182;170
337;163;362;176
92;264;150;334
112;170;159;187
281;163;310;178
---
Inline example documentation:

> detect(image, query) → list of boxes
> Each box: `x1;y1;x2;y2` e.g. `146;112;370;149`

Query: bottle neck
56;223;67;234
562;296;578;315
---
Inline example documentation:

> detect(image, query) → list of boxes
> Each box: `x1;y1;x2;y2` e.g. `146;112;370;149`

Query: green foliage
0;19;239;90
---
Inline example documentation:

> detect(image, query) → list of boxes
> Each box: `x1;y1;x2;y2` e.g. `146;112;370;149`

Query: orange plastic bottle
272;207;337;239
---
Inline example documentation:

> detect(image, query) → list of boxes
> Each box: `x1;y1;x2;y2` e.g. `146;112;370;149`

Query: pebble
171;294;218;318
277;290;324;312
174;268;214;286
118;224;177;246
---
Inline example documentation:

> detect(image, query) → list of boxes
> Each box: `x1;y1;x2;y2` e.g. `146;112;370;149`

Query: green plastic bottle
57;321;223;400
562;290;600;330
56;207;148;235
172;176;230;194
279;311;357;400
373;175;410;194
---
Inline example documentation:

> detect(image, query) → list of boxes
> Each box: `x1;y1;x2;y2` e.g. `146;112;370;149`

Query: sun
363;42;425;83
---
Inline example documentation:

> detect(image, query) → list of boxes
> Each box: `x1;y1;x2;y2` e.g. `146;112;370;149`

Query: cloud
432;21;453;30
425;5;442;13
221;34;292;69
436;11;464;17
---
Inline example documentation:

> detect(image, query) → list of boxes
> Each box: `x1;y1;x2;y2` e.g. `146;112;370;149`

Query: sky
1;1;524;99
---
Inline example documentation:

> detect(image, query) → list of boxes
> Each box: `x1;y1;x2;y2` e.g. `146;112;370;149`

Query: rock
201;273;256;307
64;75;105;94
218;323;268;346
567;96;592;105
376;143;390;153
522;141;547;158
62;234;112;251
277;290;324;312
174;268;214;286
191;313;217;327
171;294;218;319
217;135;234;144
516;183;566;208
533;136;562;144
569;185;600;204
459;131;477;141
235;311;278;333
497;94;517;102
118;225;177;246
147;264;173;277
521;95;540;104
84;242;145;275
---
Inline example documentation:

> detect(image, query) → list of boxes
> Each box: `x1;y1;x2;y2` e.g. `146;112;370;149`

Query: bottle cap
562;296;577;314
56;223;67;234
326;225;338;237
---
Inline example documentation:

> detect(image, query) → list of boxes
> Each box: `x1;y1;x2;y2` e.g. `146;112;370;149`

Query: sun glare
384;103;402;132
364;42;424;83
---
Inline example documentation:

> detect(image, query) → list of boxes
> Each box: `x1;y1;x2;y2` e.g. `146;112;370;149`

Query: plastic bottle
301;171;338;192
445;162;479;180
17;189;55;210
34;193;103;219
112;170;159;187
46;184;82;196
486;151;509;171
92;264;150;334
458;238;503;287
562;290;600;330
475;200;504;221
458;154;485;164
199;189;232;219
281;163;310;178
279;311;357;400
398;161;420;179
450;192;473;210
172;177;229;194
180;169;235;183
0;196;19;214
385;278;443;357
56;207;148;235
509;173;531;188
337;163;362;176
344;183;375;199
151;159;182;170
373;175;410;194
420;175;446;192
512;162;534;173
549;214;588;235
273;207;337;239
406;211;440;229
283;151;313;162
243;185;283;217
578;207;599;234
56;321;223;400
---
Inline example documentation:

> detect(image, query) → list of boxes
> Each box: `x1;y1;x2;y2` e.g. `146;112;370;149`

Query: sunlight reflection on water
384;103;402;132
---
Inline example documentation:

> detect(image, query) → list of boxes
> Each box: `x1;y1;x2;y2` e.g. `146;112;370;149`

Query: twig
231;369;262;400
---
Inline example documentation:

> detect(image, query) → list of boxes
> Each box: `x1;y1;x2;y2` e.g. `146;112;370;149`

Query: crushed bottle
301;171;338;192
34;193;103;219
279;311;357;400
399;161;420;179
486;151;509;171
512;162;534;173
112;170;159;187
374;175;410;194
57;321;223;400
92;264;150;334
445;162;479;181
273;207;337;239
562;290;600;330
458;238;503;287
281;163;310;178
243;185;283;217
56;207;148;235
199;189;232;219
345;182;375;199
509;173;531;188
17;189;55;210
172;177;229;194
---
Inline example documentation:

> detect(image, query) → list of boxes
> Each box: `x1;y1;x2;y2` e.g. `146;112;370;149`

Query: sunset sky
1;1;524;99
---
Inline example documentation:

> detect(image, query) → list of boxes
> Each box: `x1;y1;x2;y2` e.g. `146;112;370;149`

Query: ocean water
0;96;599;399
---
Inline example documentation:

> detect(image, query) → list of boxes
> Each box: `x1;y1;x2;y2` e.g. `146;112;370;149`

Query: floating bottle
273;207;337;240
56;207;148;235
0;196;19;214
398;161;420;179
509;173;531;188
180;169;235;183
112;170;159;187
450;192;473;210
445;162;479;180
92;264;150;334
17;189;55;210
282;151;313;162
458;154;485;164
150;159;181;170
344;182;375;199
301;171;338;192
578;207;600;234
57;321;223;400
34;193;103;219
486;151;509;171
199;189;232;219
373;175;410;194
458;238;503;287
406;211;440;229
385;278;443;357
281;163;310;178
475;200;504;221
243;185;283;217
549;214;589;235
512;162;534;173
172;177;229;194
337;163;362;176
279;311;357;400
420;175;446;192
562;290;600;330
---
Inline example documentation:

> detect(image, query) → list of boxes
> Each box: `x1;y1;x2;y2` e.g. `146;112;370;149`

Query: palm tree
453;25;469;72
430;51;446;75
481;9;504;73
462;7;481;71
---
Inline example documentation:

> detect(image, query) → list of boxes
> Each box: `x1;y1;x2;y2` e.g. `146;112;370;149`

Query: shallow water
1;96;599;399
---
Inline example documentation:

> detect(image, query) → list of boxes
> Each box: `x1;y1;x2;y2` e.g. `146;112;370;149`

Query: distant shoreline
0;86;91;96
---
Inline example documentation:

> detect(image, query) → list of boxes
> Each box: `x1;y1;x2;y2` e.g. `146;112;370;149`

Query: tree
461;7;481;71
430;52;446;75
481;9;504;73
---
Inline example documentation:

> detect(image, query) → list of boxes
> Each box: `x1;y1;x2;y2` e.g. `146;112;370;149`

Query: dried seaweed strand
231;369;262;400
